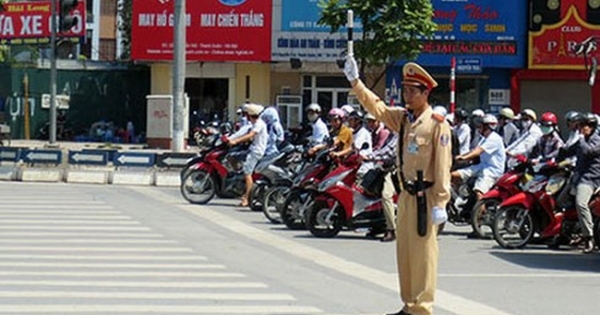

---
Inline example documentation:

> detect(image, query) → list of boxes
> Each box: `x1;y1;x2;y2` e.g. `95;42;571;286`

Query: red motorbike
491;160;600;249
305;154;395;238
469;155;533;238
180;136;260;205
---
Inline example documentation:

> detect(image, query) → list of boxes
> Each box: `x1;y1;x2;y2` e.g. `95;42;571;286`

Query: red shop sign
529;5;600;70
0;1;86;44
131;0;272;62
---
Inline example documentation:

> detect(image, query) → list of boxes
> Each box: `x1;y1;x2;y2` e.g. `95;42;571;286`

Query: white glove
343;55;359;82
432;206;448;225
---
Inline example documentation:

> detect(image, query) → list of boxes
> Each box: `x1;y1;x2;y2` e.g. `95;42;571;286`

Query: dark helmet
454;109;469;121
565;111;583;123
348;110;364;120
470;115;484;128
582;112;598;128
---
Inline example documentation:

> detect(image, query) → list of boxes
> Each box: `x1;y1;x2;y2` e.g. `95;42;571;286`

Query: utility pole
49;0;58;144
172;0;186;152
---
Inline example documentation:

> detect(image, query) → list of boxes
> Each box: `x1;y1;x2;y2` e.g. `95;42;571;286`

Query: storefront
270;0;368;127
513;0;600;130
131;0;273;124
387;0;527;114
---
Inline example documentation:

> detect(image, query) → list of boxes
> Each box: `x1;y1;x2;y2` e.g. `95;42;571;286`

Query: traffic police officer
344;56;452;315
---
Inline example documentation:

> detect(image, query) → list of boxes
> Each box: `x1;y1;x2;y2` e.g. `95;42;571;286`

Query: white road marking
131;186;516;315
439;273;600;278
0;261;224;269
0;232;164;238
0;205;114;209
0;210;121;214
0;280;266;288
0;246;192;252
0;271;245;277
0;291;294;300
0;239;178;244
0;219;141;225
0;215;132;219
0;305;322;314
0;254;207;261
0;200;106;205
0;226;151;231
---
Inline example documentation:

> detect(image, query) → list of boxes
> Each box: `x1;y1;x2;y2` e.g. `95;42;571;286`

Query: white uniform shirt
506;123;542;156
477;132;506;178
502;122;520;147
249;119;268;157
353;126;372;156
455;122;471;155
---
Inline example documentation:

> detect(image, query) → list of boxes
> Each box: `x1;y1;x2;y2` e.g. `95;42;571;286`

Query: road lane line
439;273;600;278
0;280;266;288
130;186;515;315
0;232;164;237
0;262;224;269
0;291;294;300
0;305;322;314
0;246;193;252
0;210;121;214
0;239;179;244
0;254;207;260
0;215;133;219
0;226;151;231
0;219;141;225
0;271;245;277
0;200;106;205
0;205;115;209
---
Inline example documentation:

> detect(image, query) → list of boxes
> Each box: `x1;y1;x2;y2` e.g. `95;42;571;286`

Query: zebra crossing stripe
0;246;193;252
0;271;245;277
0;254;207;260
0;291;295;300
0;305;322;314
0;262;224;269
0;280;266;288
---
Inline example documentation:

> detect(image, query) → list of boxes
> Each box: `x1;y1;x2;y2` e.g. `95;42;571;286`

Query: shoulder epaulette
432;113;444;123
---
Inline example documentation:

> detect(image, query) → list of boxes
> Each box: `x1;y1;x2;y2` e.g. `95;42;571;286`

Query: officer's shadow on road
489;249;600;273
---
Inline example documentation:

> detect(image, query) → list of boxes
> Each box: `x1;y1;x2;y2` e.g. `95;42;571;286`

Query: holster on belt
416;170;427;237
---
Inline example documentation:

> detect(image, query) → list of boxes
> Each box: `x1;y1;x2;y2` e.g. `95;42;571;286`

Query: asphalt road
0;182;599;315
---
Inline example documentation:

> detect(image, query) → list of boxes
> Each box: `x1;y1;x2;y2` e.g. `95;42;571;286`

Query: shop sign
131;0;272;62
417;0;527;68
0;0;86;44
529;5;600;70
488;89;510;105
455;57;482;74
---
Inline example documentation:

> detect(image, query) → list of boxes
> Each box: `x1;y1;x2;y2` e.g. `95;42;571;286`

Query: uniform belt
402;181;434;195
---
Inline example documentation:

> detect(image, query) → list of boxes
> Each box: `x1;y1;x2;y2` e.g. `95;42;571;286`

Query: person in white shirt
347;110;372;176
497;107;520;147
306;103;329;145
453;109;471;155
506;109;542;158
469;109;485;150
452;114;506;200
226;104;268;207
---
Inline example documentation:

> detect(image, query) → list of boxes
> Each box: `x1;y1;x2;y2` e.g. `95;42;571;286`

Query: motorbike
279;148;335;230
491;159;598;249
305;152;393;238
180;136;260;204
469;156;534;238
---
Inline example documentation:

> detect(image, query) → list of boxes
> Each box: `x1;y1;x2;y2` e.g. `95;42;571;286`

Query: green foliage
0;45;10;63
118;0;132;60
318;0;437;82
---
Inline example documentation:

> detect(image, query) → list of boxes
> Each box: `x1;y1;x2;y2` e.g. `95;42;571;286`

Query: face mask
541;126;553;135
521;120;532;130
307;113;318;123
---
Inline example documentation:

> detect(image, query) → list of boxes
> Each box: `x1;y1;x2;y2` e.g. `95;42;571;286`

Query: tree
118;0;132;60
318;0;436;88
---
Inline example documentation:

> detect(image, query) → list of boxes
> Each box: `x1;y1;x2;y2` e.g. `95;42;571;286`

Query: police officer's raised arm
344;56;405;132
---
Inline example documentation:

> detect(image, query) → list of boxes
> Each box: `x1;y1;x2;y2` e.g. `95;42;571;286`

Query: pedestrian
344;56;452;315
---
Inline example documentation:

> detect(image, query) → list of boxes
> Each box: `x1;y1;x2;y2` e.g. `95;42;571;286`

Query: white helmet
499;107;515;120
471;109;485;117
433;106;448;117
521;108;538;121
483;114;498;125
306;103;321;113
341;104;355;115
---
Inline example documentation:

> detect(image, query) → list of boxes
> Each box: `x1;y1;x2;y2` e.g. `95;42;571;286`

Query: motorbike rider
452;114;506;225
506;109;543;159
529;112;565;163
225;104;268;207
469;109;485;150
306;103;330;146
565;111;584;147
559;113;600;253
227;105;253;170
497;107;520;147
453;109;471;155
348;110;373;176
365;112;390;151
308;108;353;158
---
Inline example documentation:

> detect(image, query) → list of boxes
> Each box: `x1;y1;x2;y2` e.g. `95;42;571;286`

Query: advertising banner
529;2;600;69
131;0;272;62
0;1;86;44
416;0;527;68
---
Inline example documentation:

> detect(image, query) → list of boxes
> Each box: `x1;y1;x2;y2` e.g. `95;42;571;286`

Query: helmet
483;114;498;125
565;111;583;123
540;112;558;126
521;109;537;121
306;103;321;113
454;109;469;120
341;104;355;115
328;108;346;120
499;107;515;120
433;105;448;117
236;107;242;114
364;113;376;121
582;112;598;128
245;104;264;116
348;110;364;120
445;113;454;123
471;109;485;117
